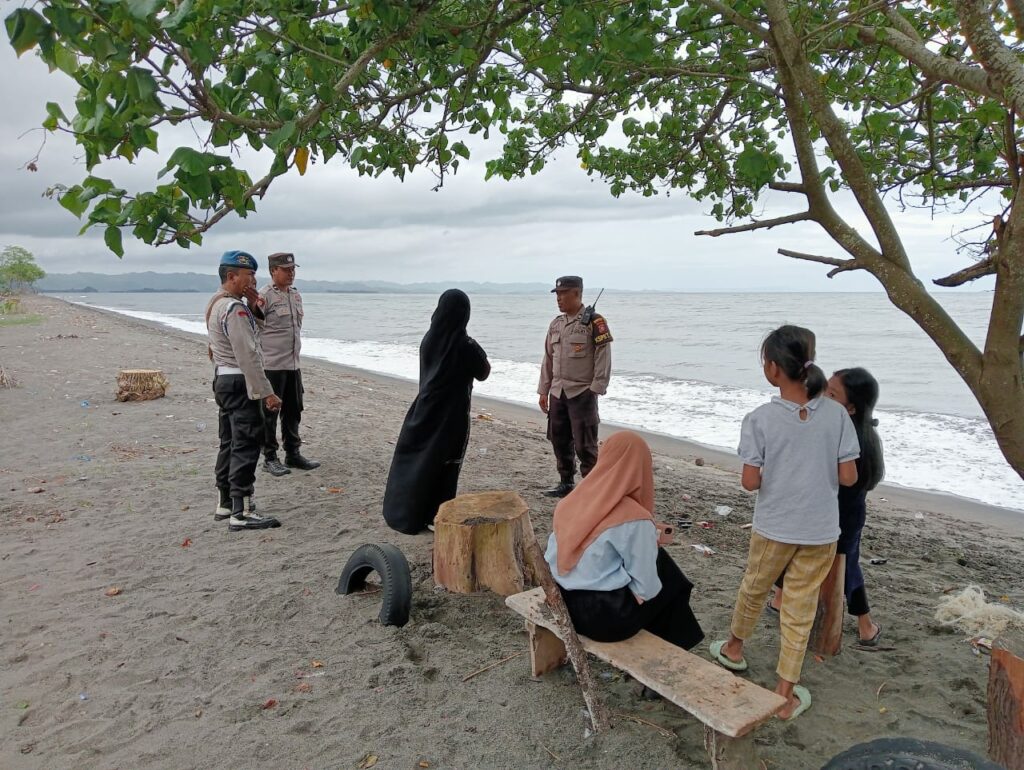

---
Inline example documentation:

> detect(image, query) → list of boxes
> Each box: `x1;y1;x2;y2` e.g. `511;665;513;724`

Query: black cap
551;275;583;292
268;252;299;269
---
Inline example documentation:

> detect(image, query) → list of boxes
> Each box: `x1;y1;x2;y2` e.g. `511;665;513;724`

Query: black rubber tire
336;543;412;627
821;737;1004;770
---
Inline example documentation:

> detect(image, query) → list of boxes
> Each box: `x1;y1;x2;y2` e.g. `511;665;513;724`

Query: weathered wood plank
507;587;785;738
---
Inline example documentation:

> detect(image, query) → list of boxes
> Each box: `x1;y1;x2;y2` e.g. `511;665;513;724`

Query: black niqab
382;290;490;534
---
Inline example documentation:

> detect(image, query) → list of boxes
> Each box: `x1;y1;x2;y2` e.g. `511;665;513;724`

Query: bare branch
768;181;807;193
695;0;770;40
955;0;1024;120
778;247;856;270
694;211;811;237
933;256;997;286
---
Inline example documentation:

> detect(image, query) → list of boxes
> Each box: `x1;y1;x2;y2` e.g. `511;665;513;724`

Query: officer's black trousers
214;374;263;498
547;389;600;481
262;369;304;459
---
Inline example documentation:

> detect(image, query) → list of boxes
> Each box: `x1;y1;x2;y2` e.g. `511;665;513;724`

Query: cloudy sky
0;41;996;292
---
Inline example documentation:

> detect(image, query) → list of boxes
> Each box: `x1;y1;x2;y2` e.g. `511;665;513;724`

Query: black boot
285;453;320;470
544;479;575;498
263;455;291;476
214;489;232;521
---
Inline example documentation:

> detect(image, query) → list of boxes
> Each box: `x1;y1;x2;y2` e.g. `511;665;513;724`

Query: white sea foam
79;301;1024;512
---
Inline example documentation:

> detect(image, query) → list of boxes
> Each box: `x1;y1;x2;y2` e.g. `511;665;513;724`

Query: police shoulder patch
591;314;612;345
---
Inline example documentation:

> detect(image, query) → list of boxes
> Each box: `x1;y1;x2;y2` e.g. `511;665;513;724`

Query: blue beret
220;250;258;271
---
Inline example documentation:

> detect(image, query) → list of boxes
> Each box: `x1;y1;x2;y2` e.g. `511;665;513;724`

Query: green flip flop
778;684;812;721
709;640;748;672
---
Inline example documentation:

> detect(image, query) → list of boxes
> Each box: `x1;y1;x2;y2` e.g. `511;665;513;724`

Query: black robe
382;290;491;534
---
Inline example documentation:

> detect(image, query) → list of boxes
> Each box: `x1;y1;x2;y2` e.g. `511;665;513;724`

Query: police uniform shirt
258;284;303;371
538;310;613;399
207;294;274;400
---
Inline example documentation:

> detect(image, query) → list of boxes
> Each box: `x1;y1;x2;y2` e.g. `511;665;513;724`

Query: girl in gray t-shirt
709;325;859;722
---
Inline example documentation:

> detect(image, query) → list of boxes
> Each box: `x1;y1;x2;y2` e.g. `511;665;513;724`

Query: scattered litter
694;457;705;467
476;413;494;421
935;586;1024;637
879;497;888;502
879;706;888;714
714;505;732;517
869;558;888;565
296;671;326;679
970;636;993;655
697;521;714;530
15;701;29;709
104;586;122;597
181;538;192;548
479;448;488;455
311;660;324;668
27;584;40;592
740;523;753;530
675;519;693;530
681;493;692;502
260;698;277;710
327;487;344;494
690;544;715;556
357;753;379;769
194;708;203;718
80;400;90;408
914;512;925;520
27;487;43;494
295;682;313;693
195;421;206;432
78;693;89;701
73;455;92;462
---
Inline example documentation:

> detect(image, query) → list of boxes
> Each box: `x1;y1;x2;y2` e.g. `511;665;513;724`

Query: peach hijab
552;431;655;575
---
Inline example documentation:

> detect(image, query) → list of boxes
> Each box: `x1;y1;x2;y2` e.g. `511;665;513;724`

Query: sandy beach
2;294;1023;769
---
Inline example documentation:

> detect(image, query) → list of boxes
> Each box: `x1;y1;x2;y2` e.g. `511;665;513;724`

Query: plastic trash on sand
714;505;732;517
690;544;715;556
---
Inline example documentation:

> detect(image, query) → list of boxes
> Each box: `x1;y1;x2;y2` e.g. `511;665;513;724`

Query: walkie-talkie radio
580;288;604;326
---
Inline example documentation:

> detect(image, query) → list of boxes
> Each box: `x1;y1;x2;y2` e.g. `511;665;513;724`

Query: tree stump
433;491;535;596
988;631;1024;769
116;369;169;402
809;553;845;658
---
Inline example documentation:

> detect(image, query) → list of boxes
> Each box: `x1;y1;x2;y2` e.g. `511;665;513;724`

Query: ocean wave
80;302;1024;512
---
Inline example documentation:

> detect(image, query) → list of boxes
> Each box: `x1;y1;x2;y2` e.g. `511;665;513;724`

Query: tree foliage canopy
0;246;46;292
7;0;1024;479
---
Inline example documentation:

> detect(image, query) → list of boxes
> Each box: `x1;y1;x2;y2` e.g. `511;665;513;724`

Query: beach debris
27;487;43;494
295;682;313;693
327;487;344;494
740;523;753;530
80;400;90;408
970;636;993;655
73;454;91;462
181;538;192;548
690;544;715;556
195;708;203;718
479;447;488;455
879;706;888;714
357;752;379;769
876;681;888;699
674;519;693;530
180;505;190;511
104;586;122;597
461;651;524;682
0;366;17;389
612;711;674;739
914;512;925;520
260;698;277;710
15;700;29;709
714;505;732;517
869;558;888;565
195;421;206;432
935;586;1024;637
116;369;169;402
418;761;432;768
681;493;692;502
956;555;969;567
697;521;714;530
78;693;89;701
311;660;324;668
694;457;705;466
476;413;494;421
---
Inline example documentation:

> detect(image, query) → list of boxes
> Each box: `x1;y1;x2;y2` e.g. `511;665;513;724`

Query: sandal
709;640;748;672
857;623;882;647
777;685;812;721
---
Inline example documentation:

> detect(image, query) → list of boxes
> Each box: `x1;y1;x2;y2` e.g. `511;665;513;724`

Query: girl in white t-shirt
709;325;859;721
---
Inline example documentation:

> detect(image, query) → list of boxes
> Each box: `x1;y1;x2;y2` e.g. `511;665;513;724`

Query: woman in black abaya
383;290;491;534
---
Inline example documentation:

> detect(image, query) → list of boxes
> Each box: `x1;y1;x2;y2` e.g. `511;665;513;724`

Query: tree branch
955;0;1024;120
778;248;861;277
694;211;811;237
933;256;997;286
768;181;806;193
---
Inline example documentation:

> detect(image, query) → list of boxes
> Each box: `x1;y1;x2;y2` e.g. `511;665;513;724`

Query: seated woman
545;430;704;651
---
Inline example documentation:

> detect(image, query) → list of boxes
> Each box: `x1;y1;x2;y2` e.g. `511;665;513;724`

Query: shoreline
73;296;1024;533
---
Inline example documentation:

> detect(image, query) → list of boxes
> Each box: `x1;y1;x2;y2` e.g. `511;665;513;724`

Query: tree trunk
809;553;845;658
988;632;1024;770
432;491;535;596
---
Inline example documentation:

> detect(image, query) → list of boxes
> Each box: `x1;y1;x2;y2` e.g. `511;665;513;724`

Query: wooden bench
506;587;786;769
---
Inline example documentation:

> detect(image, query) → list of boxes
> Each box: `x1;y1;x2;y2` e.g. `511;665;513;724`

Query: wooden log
809;553;845;658
704;726;760;770
988;631;1024;770
115;368;169;402
432;491;535;596
523;537;611;733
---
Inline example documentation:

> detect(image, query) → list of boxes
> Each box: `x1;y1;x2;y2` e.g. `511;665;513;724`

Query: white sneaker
228;512;282;532
215;497;232;521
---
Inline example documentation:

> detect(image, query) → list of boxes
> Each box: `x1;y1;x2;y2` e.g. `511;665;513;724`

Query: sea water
61;290;1022;512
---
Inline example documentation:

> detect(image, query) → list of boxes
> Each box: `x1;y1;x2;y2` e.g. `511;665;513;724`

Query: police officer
207;250;283;531
258;252;320;476
538;276;613;497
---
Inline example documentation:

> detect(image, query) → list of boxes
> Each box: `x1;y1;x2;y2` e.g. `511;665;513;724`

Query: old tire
821;737;1002;770
336;543;412;627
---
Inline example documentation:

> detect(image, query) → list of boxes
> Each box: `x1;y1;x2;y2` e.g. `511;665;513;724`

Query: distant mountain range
38;272;550;294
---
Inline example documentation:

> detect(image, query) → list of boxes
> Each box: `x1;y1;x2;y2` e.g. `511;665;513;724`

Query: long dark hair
834;367;885;490
761;325;826;399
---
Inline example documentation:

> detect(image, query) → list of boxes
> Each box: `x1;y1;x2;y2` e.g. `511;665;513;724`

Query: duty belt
216;366;243;375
